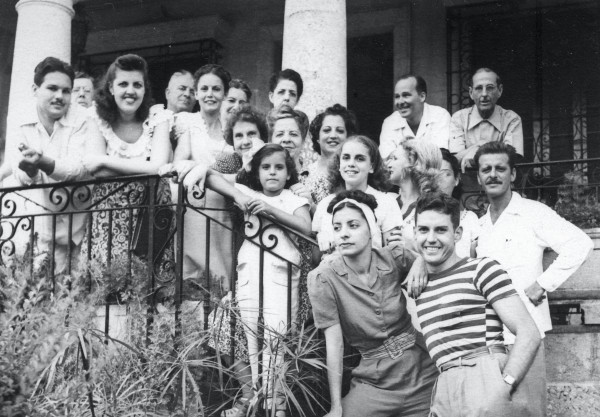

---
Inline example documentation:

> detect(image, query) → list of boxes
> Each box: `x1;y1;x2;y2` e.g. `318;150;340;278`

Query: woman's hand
165;160;200;184
233;193;252;211
290;183;312;201
82;154;106;175
406;255;428;299
182;164;208;190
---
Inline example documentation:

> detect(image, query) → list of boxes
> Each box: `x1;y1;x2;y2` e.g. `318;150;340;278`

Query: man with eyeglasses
72;72;95;108
449;68;523;171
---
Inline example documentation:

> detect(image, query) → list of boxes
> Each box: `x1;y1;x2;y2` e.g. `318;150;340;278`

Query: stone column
282;0;347;120
8;0;75;124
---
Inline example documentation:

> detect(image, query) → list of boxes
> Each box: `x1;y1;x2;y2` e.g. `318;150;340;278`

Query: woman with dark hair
308;190;437;417
304;104;358;204
82;54;173;265
268;69;303;109
313;135;402;254
436;148;480;258
221;79;252;125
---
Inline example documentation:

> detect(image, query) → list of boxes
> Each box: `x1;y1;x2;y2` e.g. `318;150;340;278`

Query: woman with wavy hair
313;135;402;254
82;54;173;267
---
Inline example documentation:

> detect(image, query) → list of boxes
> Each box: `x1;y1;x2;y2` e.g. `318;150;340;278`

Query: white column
282;0;347;120
8;0;75;124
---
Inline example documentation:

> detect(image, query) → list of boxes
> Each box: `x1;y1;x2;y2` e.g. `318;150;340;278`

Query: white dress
173;112;235;289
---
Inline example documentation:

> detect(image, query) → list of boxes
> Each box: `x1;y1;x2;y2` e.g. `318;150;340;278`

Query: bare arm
248;201;312;235
492;295;541;384
323;324;344;417
173;129;192;161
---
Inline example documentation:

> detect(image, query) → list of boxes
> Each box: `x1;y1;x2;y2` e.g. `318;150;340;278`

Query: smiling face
73;77;94;108
333;205;372;257
476;152;515;199
221;87;249;121
386;146;412;184
109;69;145;117
165;73;196;113
232;120;261;156
415;209;462;273
469;70;503;118
271;117;303;161
34;71;72;121
196;73;225;115
319;115;348;157
340;140;373;191
394;77;425;122
269;79;299;109
258;151;290;196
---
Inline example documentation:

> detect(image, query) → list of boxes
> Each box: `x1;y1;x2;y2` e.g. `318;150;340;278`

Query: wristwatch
502;373;516;386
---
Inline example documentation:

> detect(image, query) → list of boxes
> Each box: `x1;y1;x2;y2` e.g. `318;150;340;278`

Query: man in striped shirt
413;192;542;416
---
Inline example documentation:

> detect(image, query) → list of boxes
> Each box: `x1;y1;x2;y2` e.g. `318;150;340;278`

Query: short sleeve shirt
308;243;415;352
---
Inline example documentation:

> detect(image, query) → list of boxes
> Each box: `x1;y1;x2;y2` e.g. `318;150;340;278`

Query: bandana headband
332;198;382;247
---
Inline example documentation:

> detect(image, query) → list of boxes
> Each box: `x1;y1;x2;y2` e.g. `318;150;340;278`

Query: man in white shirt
379;75;450;159
475;141;593;415
5;57;100;273
449;68;523;171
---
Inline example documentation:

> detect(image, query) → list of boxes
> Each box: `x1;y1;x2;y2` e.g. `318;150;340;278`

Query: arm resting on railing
323;324;344;417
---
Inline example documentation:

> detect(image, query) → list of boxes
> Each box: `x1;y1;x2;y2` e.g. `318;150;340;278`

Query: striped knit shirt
416;257;517;368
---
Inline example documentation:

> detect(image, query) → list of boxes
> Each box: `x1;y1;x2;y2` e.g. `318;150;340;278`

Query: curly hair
235;143;299;192
193;64;231;94
390;139;442;196
328;135;392;192
415;191;461;230
327;189;378;217
224;105;268;147
229;79;252;101
94;54;152;124
309;104;358;154
268;105;309;140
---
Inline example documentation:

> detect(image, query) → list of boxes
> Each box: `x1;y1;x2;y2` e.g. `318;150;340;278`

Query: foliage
0;253;328;417
555;171;600;229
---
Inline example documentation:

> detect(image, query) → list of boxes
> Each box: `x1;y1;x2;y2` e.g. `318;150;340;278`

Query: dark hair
229;79;252;101
33;57;75;87
95;54;152;124
396;74;427;95
193;64;231;94
415;191;461;230
327;189;378;217
439;148;463;200
309;104;358;154
268;69;303;99
329;135;392;192
74;71;94;82
224;105;268;147
236;143;299;192
470;67;502;87
473;141;517;170
268;105;309;140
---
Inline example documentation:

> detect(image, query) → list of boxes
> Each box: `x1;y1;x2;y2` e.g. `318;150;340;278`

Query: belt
439;345;507;373
360;328;416;360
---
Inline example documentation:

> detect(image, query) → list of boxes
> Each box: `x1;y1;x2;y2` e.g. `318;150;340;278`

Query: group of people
2;52;595;417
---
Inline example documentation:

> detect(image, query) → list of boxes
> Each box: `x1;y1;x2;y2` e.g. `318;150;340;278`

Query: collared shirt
308;243;415;351
449;105;524;156
477;192;593;342
379;103;451;159
5;106;93;245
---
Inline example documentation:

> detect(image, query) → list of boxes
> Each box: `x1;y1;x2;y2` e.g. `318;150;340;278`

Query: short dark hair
269;69;303;99
74;71;94;82
224;105;268;147
470;68;502;87
439;148;463;200
396;74;427;95
327;189;378;217
229;79;252;101
235;143;299;192
95;54;152;124
193;64;231;94
329;135;392;192
268;105;309;140
33;57;75;87
473;141;517;170
415;191;461;230
309;104;358;154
